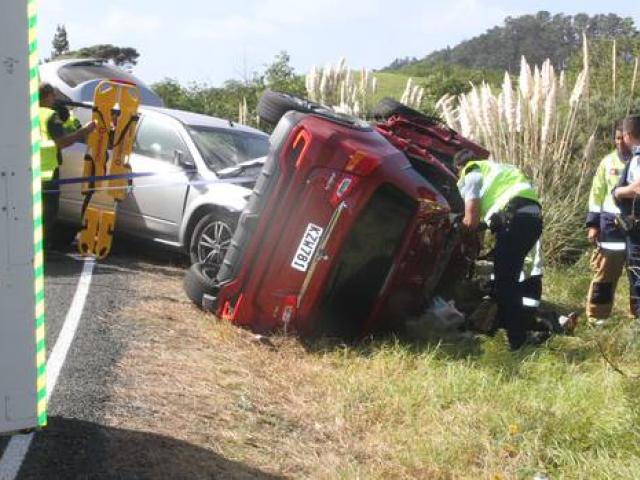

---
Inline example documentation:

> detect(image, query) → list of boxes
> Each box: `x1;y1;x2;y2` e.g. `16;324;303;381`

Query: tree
64;44;140;69
51;24;69;59
262;51;306;96
151;51;307;128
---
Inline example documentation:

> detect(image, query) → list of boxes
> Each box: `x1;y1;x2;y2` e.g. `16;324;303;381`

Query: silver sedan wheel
197;220;233;270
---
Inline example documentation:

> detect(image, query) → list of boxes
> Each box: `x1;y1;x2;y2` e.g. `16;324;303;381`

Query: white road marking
0;436;32;480
0;258;95;480
44;258;95;399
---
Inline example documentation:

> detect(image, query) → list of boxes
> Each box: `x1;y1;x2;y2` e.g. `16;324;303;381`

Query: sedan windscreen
188;127;269;172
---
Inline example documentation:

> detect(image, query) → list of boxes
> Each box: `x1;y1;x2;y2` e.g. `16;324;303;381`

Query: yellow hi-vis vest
458;160;539;222
39;107;58;181
588;150;624;216
39;107;80;181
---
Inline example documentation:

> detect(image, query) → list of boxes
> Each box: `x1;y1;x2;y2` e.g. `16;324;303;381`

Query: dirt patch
102;270;376;479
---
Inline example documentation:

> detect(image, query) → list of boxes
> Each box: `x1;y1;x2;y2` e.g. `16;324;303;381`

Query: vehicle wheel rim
197;220;233;270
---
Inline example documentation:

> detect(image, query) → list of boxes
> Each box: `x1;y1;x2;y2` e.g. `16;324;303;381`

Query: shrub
438;38;602;264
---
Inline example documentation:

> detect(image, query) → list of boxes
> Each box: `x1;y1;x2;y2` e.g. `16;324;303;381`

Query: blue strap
51;171;158;185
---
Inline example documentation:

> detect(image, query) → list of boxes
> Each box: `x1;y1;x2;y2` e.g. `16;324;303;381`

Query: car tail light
281;294;298;333
221;294;244;322
291;129;311;169
345;151;380;176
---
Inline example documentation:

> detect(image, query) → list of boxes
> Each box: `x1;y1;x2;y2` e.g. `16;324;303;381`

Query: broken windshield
187;126;269;173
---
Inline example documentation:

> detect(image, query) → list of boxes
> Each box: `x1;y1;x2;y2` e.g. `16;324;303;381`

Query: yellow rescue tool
78;80;140;259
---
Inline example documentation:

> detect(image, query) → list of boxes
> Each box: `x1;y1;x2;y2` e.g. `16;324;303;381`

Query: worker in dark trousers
39;83;94;247
585;122;631;324
455;151;543;349
612;115;640;318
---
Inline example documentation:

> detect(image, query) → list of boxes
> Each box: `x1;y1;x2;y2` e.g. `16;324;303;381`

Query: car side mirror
174;149;195;169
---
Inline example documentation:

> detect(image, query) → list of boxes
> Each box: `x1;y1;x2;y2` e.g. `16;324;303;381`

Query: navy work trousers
493;212;543;348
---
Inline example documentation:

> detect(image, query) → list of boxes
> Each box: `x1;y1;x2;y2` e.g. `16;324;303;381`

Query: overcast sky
38;0;640;86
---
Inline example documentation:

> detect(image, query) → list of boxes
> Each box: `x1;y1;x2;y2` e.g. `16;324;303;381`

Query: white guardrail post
0;0;47;433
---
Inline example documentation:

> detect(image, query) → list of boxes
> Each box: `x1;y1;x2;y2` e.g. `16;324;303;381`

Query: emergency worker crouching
455;150;543;350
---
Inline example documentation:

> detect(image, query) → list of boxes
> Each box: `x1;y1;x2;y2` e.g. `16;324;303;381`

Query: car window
134;116;191;163
187;127;269;172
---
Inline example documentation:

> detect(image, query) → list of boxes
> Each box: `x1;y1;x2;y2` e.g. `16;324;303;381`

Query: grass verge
107;258;640;479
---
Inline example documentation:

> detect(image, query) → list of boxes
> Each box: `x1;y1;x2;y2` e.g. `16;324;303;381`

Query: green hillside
386;11;637;74
370;68;501;107
371;71;426;102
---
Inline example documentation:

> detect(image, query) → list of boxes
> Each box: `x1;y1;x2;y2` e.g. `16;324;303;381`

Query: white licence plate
291;223;324;272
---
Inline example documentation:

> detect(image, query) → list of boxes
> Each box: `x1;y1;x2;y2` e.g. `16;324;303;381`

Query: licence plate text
291;223;324;272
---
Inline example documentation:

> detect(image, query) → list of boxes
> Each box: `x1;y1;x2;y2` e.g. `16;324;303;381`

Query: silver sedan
57;106;269;267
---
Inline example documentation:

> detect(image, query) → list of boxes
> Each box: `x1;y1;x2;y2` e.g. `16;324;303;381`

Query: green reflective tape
36;387;46;403
29;0;46;427
34;264;44;279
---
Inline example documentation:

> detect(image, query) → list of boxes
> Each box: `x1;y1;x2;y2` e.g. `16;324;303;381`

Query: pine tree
51;24;70;59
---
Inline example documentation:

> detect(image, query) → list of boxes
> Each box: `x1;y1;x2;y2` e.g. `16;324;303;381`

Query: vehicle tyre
372;97;438;124
257;90;369;129
189;212;236;272
183;262;218;311
257;90;323;125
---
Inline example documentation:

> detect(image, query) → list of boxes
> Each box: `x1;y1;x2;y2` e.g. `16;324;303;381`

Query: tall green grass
312;261;640;478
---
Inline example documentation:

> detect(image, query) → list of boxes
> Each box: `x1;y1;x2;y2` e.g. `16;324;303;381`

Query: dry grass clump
305;58;378;117
305;58;424;117
238;96;249;126
400;77;425;109
108;276;377;478
438;40;593;262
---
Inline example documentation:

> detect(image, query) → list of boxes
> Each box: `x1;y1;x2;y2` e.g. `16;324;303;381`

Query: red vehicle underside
213;108;488;339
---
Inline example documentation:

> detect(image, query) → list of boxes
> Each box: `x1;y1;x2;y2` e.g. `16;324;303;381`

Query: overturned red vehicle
185;92;488;339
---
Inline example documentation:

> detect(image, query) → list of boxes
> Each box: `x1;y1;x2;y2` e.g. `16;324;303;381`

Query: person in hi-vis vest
455;151;542;350
612;115;640;318
585;122;631;323
39;83;95;247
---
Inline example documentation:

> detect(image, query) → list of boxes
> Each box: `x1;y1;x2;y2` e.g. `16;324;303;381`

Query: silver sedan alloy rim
197;220;233;269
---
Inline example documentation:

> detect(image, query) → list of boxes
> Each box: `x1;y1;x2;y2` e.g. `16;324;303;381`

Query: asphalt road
0;241;189;479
